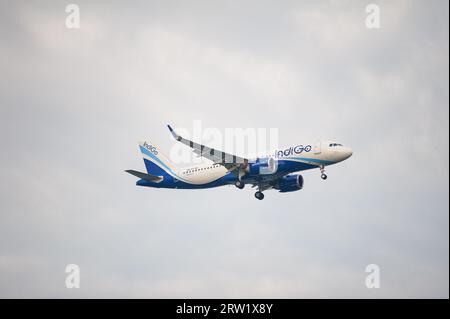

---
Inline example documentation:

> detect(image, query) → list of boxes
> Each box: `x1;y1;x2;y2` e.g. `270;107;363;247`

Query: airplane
126;125;353;200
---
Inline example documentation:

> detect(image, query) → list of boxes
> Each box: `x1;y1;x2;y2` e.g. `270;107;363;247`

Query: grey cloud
0;0;448;298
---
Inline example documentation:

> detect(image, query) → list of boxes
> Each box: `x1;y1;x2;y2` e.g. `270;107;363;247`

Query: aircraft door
313;140;322;154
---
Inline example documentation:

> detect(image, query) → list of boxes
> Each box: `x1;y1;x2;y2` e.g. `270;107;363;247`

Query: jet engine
247;157;278;175
275;174;304;192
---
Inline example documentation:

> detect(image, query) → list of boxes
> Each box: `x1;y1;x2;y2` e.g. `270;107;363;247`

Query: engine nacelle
275;174;304;192
247;157;278;175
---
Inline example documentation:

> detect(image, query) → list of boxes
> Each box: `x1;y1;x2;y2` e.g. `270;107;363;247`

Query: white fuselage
176;141;352;185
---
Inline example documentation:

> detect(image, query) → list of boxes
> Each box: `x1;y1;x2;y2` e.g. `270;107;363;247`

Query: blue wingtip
167;124;173;132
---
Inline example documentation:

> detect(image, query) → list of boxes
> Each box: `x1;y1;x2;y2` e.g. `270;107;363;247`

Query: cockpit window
329;143;343;147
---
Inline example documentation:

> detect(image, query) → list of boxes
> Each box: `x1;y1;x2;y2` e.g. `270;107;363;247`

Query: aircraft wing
125;170;163;182
167;125;248;172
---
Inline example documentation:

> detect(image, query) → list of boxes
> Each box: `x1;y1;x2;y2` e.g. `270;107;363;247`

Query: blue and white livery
126;125;353;200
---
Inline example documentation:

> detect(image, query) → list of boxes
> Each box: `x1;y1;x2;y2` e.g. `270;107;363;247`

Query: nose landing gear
320;166;328;180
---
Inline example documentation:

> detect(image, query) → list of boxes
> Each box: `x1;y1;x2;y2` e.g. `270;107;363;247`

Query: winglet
167;124;181;141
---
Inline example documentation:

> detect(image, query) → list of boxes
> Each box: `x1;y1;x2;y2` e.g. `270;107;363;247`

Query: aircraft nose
344;148;353;159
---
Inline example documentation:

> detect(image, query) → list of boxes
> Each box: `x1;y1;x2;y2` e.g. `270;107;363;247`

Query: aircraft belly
182;171;227;185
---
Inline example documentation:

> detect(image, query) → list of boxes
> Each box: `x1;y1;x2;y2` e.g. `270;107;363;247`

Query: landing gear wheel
235;180;245;189
254;191;264;200
320;166;327;180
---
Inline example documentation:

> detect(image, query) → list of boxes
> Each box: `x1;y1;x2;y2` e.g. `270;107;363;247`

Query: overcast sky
0;0;448;298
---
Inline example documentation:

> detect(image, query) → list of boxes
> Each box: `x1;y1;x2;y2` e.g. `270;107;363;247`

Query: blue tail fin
139;141;175;176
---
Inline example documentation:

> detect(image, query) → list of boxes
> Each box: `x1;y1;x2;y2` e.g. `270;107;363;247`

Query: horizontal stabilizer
125;170;163;182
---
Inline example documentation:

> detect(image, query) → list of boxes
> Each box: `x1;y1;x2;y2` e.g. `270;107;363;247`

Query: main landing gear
235;180;245;189
320;166;328;180
237;179;264;200
254;191;264;200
